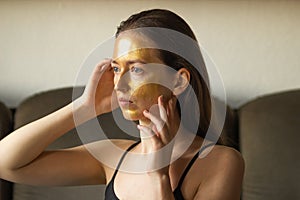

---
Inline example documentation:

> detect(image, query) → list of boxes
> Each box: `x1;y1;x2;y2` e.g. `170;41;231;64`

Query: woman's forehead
113;32;157;58
112;49;162;65
113;36;162;64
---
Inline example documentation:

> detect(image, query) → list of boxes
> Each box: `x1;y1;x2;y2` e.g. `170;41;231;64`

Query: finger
137;124;152;135
143;109;164;132
158;95;167;123
85;59;112;97
99;59;112;72
90;59;111;84
144;108;172;145
137;125;163;149
167;95;177;119
137;124;156;139
151;125;160;137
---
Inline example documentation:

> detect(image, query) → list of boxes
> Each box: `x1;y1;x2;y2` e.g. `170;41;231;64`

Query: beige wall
0;0;299;108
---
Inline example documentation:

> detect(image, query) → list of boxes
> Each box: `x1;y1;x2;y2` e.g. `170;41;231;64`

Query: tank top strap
176;142;215;188
111;140;141;181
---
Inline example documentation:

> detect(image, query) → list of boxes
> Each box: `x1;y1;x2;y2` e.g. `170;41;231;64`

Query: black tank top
104;141;214;200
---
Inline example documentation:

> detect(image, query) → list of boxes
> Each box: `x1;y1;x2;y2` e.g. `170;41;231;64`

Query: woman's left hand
137;95;179;176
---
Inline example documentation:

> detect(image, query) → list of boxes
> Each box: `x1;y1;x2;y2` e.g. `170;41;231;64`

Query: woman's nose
114;71;130;92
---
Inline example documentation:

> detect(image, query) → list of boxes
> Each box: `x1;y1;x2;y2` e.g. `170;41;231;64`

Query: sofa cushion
239;89;300;200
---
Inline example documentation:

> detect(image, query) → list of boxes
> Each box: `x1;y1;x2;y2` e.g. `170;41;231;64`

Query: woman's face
112;33;175;122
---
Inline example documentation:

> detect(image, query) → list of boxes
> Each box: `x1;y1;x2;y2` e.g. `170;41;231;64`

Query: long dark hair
116;9;224;144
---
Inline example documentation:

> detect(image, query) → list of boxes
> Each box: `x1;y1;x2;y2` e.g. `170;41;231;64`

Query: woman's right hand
77;59;118;117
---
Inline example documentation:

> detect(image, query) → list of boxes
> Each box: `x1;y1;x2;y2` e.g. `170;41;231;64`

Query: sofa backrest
239;89;300;200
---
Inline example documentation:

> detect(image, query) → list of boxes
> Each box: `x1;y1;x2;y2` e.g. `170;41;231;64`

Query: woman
0;9;244;200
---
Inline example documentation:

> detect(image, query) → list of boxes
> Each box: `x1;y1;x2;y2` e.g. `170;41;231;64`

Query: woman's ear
173;68;190;96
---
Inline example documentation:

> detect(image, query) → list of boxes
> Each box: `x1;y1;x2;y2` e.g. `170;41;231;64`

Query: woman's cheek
133;84;160;105
120;84;158;121
133;83;172;107
121;84;172;121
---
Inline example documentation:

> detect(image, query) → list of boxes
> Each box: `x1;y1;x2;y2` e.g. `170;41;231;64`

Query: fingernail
100;65;106;71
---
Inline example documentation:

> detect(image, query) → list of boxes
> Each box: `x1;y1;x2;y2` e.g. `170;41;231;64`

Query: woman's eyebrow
111;59;147;66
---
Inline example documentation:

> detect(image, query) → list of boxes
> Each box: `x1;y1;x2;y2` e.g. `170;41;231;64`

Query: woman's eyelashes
111;65;144;75
130;66;144;74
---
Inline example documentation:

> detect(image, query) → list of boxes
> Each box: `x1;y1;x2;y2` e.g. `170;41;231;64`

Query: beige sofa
0;87;299;200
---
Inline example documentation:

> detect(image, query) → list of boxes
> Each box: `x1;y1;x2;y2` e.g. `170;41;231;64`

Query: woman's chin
120;108;151;125
121;109;142;121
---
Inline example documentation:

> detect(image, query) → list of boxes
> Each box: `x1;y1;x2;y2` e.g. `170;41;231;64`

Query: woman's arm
0;59;115;186
0;103;105;186
0;102;80;171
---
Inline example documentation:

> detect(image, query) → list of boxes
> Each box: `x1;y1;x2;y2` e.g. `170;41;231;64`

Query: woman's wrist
72;98;102;125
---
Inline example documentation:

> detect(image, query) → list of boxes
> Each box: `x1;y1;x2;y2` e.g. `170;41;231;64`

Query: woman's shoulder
191;145;245;199
201;144;244;171
211;145;243;161
197;144;245;185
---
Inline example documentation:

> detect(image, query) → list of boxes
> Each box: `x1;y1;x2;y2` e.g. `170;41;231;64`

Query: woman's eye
112;66;120;73
131;66;144;74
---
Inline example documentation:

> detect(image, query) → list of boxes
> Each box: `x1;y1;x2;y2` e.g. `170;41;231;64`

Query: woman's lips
118;98;134;107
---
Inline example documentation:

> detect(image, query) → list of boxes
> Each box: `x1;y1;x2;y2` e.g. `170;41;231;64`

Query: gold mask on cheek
122;83;172;121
